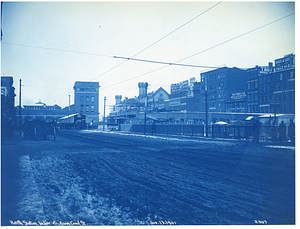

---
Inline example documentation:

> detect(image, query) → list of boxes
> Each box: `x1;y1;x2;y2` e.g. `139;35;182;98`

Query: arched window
218;81;224;90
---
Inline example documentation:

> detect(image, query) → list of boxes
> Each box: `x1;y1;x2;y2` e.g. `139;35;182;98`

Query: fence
130;124;284;142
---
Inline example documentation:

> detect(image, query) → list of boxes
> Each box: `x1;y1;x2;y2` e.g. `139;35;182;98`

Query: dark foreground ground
1;130;295;225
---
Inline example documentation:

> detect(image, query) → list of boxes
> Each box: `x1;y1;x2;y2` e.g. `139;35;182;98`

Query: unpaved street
1;130;295;225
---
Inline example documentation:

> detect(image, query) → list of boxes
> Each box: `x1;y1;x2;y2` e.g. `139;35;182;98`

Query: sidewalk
83;129;295;149
1;136;24;225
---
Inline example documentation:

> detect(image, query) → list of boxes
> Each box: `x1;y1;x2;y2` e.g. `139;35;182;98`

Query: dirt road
1;130;295;225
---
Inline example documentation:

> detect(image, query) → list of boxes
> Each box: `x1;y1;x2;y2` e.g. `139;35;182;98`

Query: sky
1;1;296;118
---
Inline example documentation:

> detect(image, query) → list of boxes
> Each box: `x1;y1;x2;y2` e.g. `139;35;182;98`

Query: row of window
248;104;295;113
24;106;57;110
210;81;225;91
247;91;294;102
80;96;95;102
85;105;95;112
201;72;226;82
78;88;97;92
248;71;294;87
248;82;294;95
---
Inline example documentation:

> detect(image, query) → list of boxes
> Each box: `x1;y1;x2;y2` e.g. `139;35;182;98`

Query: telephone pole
19;79;22;137
103;96;106;131
68;95;70;124
144;111;146;135
205;89;208;137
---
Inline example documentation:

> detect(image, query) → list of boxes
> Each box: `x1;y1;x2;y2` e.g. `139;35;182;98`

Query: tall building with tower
73;81;100;124
138;82;148;106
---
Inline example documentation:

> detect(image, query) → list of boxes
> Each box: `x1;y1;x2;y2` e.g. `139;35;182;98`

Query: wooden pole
19;79;22;137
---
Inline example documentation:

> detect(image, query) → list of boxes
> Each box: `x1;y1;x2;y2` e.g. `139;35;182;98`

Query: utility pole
204;73;209;137
103;96;106;131
19;79;22;137
68;95;70;124
144;111;147;135
205;89;208;137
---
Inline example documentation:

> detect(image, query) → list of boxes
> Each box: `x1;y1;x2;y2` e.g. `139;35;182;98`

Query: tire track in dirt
17;155;46;222
56;130;295;225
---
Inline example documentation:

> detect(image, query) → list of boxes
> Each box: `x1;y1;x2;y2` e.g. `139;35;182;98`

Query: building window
86;105;89;112
86;96;89;102
210;83;215;91
91;105;94;112
218;81;224;90
91;96;95;102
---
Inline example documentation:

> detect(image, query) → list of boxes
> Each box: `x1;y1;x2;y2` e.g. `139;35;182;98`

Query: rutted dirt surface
1;130;295;225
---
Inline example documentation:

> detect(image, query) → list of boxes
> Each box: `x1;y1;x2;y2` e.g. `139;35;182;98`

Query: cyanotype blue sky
1;1;295;117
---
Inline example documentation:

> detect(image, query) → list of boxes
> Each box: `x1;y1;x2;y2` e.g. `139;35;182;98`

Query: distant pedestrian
152;122;156;135
252;120;261;143
278;121;286;143
288;119;295;143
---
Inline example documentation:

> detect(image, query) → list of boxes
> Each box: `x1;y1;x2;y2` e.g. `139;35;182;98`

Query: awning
146;114;158;121
214;121;228;125
59;113;79;120
259;114;283;118
245;116;254;121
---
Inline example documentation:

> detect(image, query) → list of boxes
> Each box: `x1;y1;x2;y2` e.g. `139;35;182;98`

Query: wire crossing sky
105;11;295;89
89;1;222;82
1;1;295;117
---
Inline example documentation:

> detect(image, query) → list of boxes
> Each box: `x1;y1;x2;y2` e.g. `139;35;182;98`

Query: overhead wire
2;4;293;104
102;12;295;90
2;1;222;102
89;1;222;82
1;42;113;58
113;56;220;69
177;12;295;63
128;1;222;58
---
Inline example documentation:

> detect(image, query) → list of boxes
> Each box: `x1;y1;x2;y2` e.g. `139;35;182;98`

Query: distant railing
130;124;286;142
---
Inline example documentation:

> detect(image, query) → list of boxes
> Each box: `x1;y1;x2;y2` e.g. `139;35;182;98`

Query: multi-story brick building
247;53;295;114
165;77;196;112
196;67;247;113
246;63;273;113
270;54;295;114
73;81;100;124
